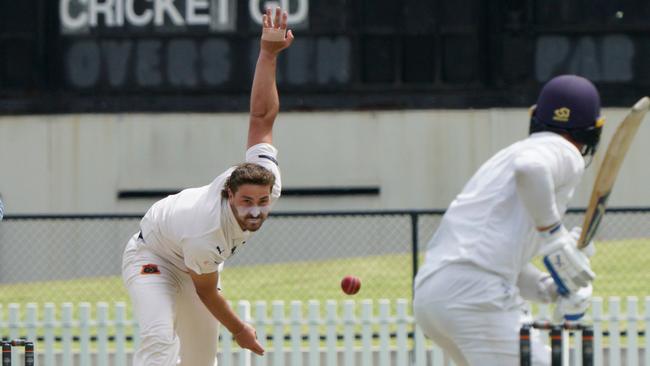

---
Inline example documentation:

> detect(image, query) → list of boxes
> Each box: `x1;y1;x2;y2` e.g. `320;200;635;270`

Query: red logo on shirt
141;264;161;275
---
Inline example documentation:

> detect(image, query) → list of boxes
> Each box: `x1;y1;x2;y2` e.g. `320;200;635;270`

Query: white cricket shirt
415;132;585;287
138;143;281;274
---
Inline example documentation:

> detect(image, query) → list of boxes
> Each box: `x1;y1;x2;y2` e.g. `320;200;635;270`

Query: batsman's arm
190;271;265;355
247;7;294;148
513;155;561;230
517;263;557;303
514;153;596;295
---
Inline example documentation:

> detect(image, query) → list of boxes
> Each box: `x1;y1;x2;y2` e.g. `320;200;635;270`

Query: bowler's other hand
261;7;294;55
234;323;265;355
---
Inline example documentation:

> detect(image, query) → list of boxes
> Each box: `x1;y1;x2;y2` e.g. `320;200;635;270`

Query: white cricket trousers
122;233;220;366
413;263;550;366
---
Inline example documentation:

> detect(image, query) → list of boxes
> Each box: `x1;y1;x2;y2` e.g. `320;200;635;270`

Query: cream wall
0;108;648;213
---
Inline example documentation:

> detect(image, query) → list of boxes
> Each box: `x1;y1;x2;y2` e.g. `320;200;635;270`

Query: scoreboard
1;0;650;113
57;0;309;91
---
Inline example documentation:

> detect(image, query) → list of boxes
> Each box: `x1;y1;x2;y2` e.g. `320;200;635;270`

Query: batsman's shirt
415;132;584;288
138;143;281;274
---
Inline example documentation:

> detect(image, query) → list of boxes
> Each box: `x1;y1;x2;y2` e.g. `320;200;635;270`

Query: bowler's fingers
265;7;272;27
250;340;265;355
285;29;294;46
261;7;291;45
280;11;288;30
273;7;281;29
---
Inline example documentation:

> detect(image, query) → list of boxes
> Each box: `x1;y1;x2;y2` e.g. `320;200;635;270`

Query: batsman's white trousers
122;233;220;366
413;263;550;366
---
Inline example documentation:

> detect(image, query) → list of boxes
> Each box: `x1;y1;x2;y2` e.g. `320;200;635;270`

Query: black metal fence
0;208;649;305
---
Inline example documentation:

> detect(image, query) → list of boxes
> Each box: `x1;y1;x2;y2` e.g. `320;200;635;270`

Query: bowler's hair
221;163;275;199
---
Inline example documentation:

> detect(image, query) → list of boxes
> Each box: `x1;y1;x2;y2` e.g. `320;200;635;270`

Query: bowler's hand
261;7;294;55
234;323;265;355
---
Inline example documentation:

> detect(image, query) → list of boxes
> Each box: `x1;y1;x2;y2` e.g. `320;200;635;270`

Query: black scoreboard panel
1;0;650;114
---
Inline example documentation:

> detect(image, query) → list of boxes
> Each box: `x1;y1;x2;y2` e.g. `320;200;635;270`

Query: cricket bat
578;96;650;249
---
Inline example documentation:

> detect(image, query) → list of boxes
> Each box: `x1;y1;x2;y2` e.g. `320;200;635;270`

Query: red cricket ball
340;275;361;295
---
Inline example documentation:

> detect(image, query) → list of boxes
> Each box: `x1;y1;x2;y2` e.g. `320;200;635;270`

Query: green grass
0;254;413;308
0;253;412;348
0;239;647;352
0;238;648;311
222;253;413;303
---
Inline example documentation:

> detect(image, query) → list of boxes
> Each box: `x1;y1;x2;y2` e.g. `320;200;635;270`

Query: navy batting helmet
529;75;605;156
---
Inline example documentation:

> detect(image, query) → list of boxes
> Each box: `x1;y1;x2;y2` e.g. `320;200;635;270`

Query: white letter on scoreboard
60;0;89;31
154;0;185;26
187;0;210;25
89;0;116;27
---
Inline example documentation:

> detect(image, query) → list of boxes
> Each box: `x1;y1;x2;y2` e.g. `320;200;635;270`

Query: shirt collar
530;131;584;161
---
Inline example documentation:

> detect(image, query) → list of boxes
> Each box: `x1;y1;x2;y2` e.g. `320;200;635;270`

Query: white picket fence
0;297;648;366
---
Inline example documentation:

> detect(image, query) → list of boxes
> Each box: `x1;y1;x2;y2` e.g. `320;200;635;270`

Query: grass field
0;238;647;353
0;238;648;312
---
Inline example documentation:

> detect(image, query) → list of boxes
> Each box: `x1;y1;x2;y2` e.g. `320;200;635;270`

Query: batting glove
553;283;593;322
568;226;596;257
539;224;595;296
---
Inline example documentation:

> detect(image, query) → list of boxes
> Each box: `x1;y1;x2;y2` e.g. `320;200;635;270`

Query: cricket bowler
121;7;294;365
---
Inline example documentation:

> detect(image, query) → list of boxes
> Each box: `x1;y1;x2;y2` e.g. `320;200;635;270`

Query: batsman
414;75;601;365
121;7;294;365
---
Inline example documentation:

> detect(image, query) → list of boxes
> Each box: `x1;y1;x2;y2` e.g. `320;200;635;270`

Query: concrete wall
0;108;648;214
